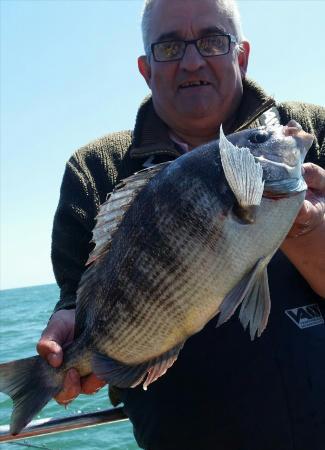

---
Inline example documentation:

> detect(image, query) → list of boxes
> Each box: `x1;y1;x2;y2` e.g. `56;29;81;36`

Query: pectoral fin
219;126;264;222
216;257;271;340
238;267;271;339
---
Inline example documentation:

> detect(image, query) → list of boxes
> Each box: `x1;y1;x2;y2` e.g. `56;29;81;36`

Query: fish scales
77;148;303;366
114;240;219;352
218;195;303;283
107;145;302;362
97;175;228;362
109;234;228;356
106;179;223;342
0;122;314;435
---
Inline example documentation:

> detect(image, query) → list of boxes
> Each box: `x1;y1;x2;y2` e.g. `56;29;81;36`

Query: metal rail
0;407;128;443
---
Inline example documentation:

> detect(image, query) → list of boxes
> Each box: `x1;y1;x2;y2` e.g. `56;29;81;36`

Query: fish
0;120;313;435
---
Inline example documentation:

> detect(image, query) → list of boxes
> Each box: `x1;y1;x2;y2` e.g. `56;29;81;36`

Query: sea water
0;284;141;450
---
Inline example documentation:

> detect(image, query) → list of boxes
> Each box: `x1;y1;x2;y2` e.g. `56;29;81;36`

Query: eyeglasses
151;34;237;62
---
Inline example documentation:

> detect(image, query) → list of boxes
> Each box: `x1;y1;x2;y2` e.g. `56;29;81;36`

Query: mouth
263;177;307;197
179;80;211;89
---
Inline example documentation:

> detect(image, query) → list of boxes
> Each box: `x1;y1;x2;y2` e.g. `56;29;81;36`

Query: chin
180;96;224;115
179;115;221;135
182;105;224;122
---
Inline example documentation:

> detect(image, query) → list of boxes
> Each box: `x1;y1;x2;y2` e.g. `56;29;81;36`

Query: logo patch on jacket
285;304;324;329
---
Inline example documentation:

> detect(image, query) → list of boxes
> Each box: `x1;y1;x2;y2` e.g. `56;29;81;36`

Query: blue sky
1;0;325;290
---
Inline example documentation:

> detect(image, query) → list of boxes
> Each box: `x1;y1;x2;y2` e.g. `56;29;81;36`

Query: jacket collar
130;78;276;159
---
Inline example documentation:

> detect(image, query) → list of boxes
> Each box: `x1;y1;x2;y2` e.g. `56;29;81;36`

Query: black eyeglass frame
151;33;238;62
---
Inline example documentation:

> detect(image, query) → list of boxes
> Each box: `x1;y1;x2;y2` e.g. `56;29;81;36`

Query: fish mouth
179;80;211;89
254;155;307;197
263;177;307;198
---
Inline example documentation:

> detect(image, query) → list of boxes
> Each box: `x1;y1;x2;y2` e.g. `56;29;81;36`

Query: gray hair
141;0;245;57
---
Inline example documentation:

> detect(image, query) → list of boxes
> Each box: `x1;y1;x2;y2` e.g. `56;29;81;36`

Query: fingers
81;373;106;395
36;308;106;406
286;163;325;238
287;206;313;238
294;193;318;225
54;372;106;405
54;369;81;405
302;163;325;192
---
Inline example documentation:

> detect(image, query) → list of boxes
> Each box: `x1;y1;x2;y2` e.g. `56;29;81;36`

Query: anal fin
93;343;184;390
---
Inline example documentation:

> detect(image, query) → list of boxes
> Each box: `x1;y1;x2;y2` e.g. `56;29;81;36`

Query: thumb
37;336;63;368
37;314;65;367
302;163;325;192
36;309;75;368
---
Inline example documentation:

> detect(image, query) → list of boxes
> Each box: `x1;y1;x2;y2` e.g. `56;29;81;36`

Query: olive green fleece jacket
51;79;325;313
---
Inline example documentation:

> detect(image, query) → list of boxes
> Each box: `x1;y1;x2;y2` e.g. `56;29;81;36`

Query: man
37;0;325;449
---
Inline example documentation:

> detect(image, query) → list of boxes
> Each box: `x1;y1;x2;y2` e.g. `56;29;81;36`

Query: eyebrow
155;26;227;43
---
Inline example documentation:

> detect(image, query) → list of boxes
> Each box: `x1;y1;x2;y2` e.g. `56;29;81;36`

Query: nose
179;42;206;71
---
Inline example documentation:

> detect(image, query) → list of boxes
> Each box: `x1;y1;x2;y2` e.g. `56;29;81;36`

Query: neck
170;115;237;150
170;129;217;150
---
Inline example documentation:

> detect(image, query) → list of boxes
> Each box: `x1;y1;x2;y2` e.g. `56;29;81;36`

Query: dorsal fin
86;161;170;266
74;161;171;339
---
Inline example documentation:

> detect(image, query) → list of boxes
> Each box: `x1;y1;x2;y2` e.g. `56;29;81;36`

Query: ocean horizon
0;281;56;293
0;283;140;450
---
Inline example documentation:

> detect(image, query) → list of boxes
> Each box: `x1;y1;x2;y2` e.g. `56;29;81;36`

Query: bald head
141;0;245;56
137;0;250;147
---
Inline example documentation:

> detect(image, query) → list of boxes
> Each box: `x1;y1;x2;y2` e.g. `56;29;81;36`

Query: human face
138;0;250;141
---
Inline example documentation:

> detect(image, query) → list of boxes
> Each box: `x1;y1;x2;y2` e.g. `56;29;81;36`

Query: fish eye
249;131;269;144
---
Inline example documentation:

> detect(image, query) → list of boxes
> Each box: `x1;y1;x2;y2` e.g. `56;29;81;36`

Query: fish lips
254;154;307;198
263;177;307;198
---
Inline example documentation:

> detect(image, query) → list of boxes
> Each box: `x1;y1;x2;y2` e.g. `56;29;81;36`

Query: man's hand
281;163;325;297
286;163;325;238
37;309;105;405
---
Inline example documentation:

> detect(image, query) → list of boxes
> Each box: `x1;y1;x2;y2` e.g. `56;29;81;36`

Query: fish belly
90;180;304;366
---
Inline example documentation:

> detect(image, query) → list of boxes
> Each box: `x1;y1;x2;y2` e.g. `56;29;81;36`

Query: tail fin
0;355;63;435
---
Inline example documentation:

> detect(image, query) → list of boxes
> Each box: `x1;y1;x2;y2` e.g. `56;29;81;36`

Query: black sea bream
0;120;313;434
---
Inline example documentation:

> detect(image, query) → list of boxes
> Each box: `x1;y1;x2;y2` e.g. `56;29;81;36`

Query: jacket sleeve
51;153;102;312
51;132;133;313
310;103;325;167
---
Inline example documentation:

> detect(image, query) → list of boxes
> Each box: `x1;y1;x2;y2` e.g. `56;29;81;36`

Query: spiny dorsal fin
86;161;170;266
219;126;264;208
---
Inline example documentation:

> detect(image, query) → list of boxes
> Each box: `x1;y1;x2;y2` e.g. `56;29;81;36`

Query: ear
237;41;250;79
138;55;152;88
